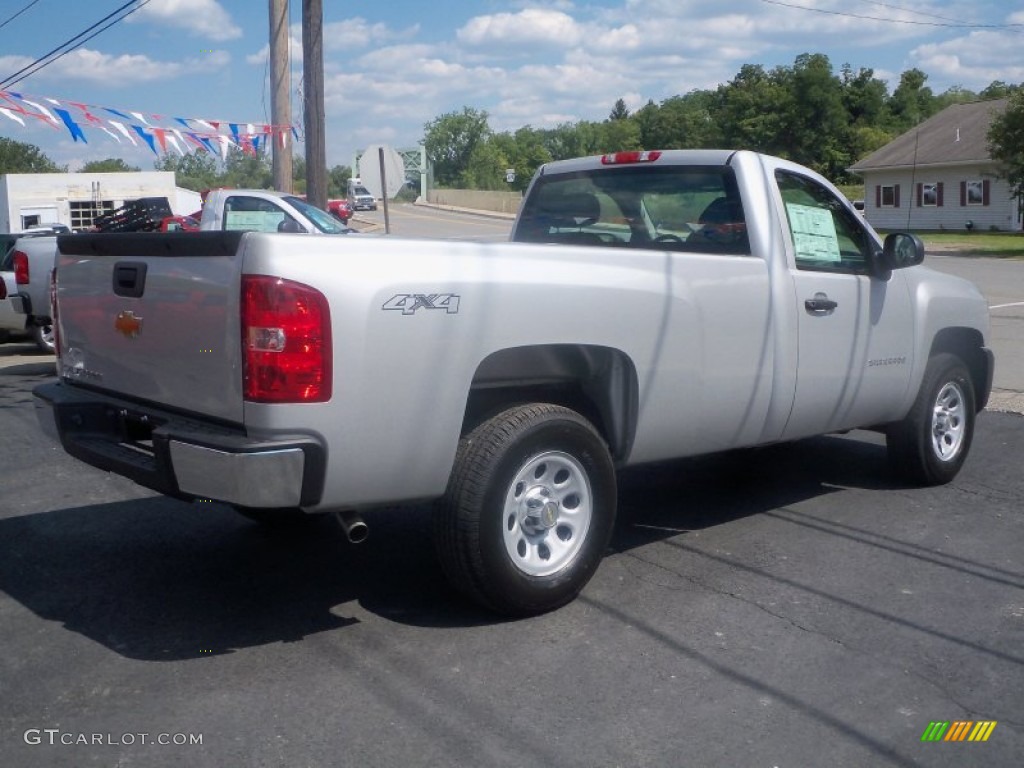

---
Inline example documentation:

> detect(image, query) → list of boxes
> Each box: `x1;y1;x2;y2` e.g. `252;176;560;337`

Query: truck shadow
0;430;913;661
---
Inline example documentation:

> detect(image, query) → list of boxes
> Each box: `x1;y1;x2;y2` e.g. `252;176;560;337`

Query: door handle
805;293;838;313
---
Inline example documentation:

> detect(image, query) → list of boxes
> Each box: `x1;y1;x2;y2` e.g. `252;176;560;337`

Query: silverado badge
115;310;143;339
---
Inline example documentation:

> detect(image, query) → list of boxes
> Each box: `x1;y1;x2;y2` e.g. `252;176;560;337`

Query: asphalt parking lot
1;249;1022;767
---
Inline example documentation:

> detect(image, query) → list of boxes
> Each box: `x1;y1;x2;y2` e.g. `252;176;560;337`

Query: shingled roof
849;98;1007;172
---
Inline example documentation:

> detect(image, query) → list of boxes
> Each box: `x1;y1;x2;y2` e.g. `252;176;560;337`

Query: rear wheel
31;322;55;353
887;353;976;485
434;404;616;616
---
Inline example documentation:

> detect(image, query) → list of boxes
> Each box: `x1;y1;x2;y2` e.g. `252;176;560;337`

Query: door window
776;171;871;274
223;196;294;232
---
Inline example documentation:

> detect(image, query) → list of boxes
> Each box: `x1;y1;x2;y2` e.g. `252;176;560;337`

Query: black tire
887;353;976;486
434;404;616;616
31;322;55;353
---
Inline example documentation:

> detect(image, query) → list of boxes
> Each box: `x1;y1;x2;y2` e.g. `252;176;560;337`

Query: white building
0;172;202;233
849;99;1021;233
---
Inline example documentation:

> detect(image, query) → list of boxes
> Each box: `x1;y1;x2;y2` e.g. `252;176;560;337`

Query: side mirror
871;232;925;279
277;218;303;234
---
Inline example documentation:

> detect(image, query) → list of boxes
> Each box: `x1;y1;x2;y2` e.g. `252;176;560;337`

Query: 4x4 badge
115;310;143;338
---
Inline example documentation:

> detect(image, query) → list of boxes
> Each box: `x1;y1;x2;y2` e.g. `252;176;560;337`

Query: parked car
326;198;353;223
0;268;29;344
0;231;58;352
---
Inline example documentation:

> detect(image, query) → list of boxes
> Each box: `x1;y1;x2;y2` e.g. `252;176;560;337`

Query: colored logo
115;310;143;338
921;720;997;742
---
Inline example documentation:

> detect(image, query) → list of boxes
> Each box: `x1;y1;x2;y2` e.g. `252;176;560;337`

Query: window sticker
224;211;284;232
786;203;841;263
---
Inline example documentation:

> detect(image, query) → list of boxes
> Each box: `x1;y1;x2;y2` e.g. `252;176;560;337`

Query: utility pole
302;0;326;209
269;0;292;192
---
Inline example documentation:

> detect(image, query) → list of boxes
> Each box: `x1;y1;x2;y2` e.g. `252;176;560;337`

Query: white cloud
2;47;234;91
912;30;1024;88
129;0;242;42
457;9;584;47
246;18;418;69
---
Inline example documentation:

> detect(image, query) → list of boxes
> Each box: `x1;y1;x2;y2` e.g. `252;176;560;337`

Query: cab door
775;170;914;440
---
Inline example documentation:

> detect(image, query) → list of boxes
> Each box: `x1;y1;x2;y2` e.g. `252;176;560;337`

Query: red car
326;198;352;224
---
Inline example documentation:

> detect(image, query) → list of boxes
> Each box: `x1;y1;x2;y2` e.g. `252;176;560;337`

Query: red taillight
241;275;332;403
12;250;29;285
0;279;6;300
600;150;663;165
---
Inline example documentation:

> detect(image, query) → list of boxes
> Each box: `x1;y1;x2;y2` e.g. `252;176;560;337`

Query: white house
0;172;202;233
848;99;1021;232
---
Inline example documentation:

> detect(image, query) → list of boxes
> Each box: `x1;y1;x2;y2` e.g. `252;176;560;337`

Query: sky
0;0;1022;173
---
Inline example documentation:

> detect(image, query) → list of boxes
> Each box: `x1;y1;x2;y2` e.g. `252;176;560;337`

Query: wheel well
464;345;639;461
928;327;990;411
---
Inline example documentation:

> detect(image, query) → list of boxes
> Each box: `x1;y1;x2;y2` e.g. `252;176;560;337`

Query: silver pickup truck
34;149;993;615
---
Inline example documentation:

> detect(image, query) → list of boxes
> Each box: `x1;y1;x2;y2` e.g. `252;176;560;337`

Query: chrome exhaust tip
335;510;369;544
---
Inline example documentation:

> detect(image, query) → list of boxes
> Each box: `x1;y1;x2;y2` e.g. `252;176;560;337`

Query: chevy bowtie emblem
115;310;143;338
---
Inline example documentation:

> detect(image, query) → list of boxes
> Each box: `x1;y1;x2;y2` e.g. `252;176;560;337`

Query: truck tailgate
55;232;247;424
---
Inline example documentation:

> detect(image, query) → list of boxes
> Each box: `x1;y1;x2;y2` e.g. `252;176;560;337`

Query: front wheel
434;404;617;616
887;353;976;485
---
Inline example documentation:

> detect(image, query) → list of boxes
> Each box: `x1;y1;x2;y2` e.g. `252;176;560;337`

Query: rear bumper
33;381;325;509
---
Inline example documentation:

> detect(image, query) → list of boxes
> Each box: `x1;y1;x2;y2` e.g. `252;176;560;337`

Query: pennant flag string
0;89;297;156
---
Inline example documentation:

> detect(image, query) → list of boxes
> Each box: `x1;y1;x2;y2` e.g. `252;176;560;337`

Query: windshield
282;196;350;234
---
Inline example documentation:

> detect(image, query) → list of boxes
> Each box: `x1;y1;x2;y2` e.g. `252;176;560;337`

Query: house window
878;184;900;208
965;180;986;206
919;182;942;207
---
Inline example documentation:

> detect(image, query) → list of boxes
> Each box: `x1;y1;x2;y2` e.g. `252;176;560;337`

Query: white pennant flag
108;120;138;146
22;99;58;124
0;107;25;126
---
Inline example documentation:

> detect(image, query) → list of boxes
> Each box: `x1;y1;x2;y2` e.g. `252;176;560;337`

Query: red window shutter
960;181;967;206
875;185;881;207
937;182;944;207
894;184;901;208
916;183;923;207
983;179;991;206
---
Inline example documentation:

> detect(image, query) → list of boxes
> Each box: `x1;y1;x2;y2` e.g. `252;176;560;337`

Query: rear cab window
515;165;750;255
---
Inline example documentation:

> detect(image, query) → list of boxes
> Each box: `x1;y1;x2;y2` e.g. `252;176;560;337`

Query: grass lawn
914;232;1024;259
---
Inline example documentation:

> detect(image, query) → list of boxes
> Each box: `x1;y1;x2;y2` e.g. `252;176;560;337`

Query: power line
0;0;42;31
759;0;1024;30
859;0;963;25
0;0;151;90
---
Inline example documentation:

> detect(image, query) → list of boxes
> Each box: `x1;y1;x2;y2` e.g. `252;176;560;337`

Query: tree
609;98;630;120
222;148;272;189
423;107;491;187
782;53;849;178
980;81;1021;100
636;91;718;150
328;164;351;198
888;68;937;131
154;151;219;191
79;158;140;173
988;91;1024;212
0;137;65;173
714;64;789;156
